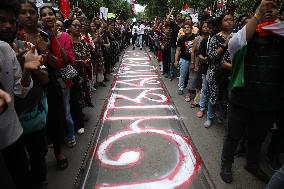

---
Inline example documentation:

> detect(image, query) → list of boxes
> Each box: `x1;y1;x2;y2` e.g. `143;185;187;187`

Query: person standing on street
221;0;284;184
137;21;145;50
131;22;138;50
167;8;184;80
174;23;195;95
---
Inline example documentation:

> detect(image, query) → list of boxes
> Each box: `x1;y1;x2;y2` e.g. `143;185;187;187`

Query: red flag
59;0;70;19
182;3;189;11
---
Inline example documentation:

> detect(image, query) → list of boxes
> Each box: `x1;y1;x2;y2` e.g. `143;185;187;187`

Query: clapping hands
0;89;11;114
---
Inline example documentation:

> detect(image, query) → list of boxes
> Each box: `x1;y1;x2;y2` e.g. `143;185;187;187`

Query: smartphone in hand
40;31;49;42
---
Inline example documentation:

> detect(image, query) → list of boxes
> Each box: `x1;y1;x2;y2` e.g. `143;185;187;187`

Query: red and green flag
126;0;135;15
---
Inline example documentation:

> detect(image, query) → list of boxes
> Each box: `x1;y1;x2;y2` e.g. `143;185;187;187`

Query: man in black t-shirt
174;23;195;95
166;9;184;80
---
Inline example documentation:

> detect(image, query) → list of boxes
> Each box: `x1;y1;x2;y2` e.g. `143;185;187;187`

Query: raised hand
24;46;43;70
12;43;28;67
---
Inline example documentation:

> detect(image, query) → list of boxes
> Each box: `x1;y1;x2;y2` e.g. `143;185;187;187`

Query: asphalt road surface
47;47;270;189
76;49;212;189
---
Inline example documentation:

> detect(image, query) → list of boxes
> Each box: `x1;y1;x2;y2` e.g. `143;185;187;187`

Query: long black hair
19;0;38;14
0;0;21;16
39;6;56;19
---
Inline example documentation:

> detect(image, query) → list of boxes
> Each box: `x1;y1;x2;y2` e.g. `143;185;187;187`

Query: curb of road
72;49;126;189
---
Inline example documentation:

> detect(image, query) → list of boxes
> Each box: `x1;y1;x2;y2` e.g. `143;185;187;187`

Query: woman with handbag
18;1;69;170
40;6;79;152
55;20;79;137
40;6;78;147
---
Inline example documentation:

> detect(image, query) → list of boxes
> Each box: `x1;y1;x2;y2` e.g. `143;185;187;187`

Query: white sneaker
204;120;213;128
77;128;85;135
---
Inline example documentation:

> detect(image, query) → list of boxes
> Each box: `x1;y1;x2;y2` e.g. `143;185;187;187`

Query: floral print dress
207;34;231;105
73;41;93;108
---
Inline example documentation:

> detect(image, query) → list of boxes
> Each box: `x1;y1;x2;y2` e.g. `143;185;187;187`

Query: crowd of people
141;0;284;187
0;0;131;188
0;0;284;188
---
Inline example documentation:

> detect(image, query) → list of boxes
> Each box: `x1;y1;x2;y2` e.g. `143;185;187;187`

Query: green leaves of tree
78;0;132;20
135;0;258;20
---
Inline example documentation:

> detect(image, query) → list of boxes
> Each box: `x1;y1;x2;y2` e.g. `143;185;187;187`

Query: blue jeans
207;101;227;120
266;165;284;189
178;58;190;91
138;34;143;48
199;74;208;112
170;47;177;78
62;88;75;140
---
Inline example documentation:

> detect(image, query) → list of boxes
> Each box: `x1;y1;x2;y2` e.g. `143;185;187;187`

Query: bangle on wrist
221;44;227;50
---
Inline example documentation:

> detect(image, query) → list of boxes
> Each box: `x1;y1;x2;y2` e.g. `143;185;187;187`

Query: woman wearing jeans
175;23;195;95
204;13;233;128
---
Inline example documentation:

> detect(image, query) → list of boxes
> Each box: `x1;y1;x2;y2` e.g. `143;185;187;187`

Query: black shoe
140;48;142;50
245;164;270;183
220;163;233;183
133;47;135;50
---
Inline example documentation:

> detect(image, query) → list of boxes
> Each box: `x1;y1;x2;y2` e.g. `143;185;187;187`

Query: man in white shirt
137;21;145;50
132;22;138;50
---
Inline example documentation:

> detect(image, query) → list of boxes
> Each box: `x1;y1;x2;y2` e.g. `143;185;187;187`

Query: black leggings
24;129;48;186
221;103;274;165
2;137;31;189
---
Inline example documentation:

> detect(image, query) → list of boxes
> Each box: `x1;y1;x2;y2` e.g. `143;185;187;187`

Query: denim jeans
266;165;284;189
138;34;143;48
62;87;75;140
207;101;215;120
199;74;208;112
170;47;177;78
207;102;227;120
178;58;190;91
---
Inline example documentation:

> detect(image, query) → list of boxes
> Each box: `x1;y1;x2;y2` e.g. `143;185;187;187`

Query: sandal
185;94;191;102
191;103;198;108
66;139;76;148
196;111;204;118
